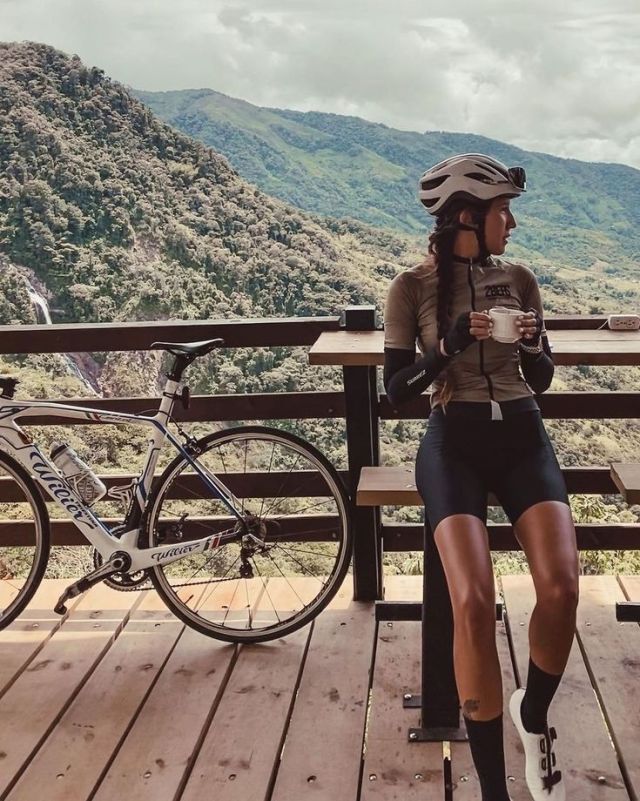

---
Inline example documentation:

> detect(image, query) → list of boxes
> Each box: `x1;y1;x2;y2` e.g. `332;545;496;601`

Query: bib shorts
415;399;570;533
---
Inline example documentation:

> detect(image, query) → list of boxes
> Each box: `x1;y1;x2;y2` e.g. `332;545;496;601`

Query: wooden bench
357;465;622;508
610;463;640;622
611;462;640;505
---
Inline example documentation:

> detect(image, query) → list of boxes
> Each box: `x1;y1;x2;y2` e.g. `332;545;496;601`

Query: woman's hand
441;311;493;356
518;309;543;344
469;311;493;340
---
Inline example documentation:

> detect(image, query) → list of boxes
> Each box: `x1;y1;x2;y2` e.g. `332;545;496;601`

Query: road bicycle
0;338;352;643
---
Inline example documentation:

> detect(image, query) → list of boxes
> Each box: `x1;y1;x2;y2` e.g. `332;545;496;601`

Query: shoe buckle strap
540;728;562;792
543;770;562;792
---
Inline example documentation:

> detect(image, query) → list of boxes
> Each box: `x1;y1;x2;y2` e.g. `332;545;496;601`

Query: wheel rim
0;460;45;623
149;431;349;639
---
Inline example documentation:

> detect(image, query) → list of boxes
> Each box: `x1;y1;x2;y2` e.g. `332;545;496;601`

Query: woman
383;154;578;801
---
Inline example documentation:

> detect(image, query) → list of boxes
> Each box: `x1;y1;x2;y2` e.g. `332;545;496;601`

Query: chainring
92;526;150;591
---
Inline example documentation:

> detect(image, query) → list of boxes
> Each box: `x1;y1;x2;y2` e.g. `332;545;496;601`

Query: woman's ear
459;208;477;228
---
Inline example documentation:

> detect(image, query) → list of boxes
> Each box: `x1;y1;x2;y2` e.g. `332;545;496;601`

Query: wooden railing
1;311;639;599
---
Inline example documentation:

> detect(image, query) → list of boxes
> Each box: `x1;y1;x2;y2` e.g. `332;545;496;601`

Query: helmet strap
453;217;490;264
469;209;490;264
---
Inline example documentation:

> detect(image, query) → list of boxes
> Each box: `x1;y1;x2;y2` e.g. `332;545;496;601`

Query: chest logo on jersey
485;284;512;298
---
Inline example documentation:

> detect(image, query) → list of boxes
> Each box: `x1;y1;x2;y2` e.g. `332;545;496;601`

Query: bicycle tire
0;450;50;628
146;426;352;643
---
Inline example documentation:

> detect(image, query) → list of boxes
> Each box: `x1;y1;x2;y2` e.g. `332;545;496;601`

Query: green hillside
136;88;640;275
0;43;419;330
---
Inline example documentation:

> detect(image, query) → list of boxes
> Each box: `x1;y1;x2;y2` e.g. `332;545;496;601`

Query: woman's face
484;196;517;255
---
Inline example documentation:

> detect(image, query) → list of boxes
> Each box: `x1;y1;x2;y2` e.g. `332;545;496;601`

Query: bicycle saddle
150;338;225;357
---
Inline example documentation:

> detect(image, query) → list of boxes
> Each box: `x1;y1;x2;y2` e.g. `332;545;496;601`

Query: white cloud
2;0;640;167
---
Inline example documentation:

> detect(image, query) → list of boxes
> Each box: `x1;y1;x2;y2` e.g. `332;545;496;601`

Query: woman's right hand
441;311;493;356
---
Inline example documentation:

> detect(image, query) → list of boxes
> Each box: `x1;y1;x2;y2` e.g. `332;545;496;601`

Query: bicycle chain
136;573;247;591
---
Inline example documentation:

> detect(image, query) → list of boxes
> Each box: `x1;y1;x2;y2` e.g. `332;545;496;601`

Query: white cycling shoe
509;688;565;800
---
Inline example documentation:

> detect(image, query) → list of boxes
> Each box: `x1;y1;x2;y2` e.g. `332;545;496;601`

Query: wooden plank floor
0;575;638;801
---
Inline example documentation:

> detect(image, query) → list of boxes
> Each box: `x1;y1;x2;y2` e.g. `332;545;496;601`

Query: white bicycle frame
0;378;244;573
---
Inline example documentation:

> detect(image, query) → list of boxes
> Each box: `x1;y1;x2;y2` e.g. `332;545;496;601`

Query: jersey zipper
467;260;496;401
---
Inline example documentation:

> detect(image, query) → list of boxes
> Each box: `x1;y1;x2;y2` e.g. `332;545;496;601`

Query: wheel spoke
264;552;310;607
269;544;327;583
221;581;241;626
258;441;278;520
196;557;242;611
259;451;303;519
269;499;339;518
269;544;336;559
248;558;278;628
179;549;241;587
244;579;252;629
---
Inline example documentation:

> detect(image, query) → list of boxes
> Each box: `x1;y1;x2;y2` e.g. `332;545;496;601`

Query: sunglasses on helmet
508;166;526;190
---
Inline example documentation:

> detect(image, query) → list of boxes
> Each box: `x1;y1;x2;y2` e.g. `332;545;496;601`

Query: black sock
463;713;511;801
520;658;562;734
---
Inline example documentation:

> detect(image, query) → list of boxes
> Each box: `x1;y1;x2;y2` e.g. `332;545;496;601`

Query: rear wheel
0;452;50;628
146;426;352;642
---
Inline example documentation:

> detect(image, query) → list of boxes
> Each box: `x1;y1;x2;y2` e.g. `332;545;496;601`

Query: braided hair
427;198;490;405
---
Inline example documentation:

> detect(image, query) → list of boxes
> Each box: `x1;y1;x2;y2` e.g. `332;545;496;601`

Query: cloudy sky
4;0;640;167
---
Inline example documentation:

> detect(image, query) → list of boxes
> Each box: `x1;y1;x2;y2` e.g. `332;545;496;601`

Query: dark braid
428;212;458;342
427;199;489;407
428;198;490;340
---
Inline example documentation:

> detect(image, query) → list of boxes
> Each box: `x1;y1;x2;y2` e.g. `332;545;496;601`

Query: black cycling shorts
415;404;569;533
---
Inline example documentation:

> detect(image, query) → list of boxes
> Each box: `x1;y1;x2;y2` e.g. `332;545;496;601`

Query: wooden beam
0;514;343;546
0;469;350;503
610;463;640;505
0;317;341;354
17;392;346;425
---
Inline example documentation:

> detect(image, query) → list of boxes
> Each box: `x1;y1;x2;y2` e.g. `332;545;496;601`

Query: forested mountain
0;42;415;332
137;88;640;275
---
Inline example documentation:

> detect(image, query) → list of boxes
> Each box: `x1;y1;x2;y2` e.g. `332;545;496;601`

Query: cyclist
383;154;578;801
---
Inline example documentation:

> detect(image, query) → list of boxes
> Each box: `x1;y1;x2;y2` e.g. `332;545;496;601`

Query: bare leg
434;513;501;720
514;500;579;675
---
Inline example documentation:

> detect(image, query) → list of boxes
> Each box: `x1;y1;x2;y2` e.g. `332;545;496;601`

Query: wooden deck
0;575;639;801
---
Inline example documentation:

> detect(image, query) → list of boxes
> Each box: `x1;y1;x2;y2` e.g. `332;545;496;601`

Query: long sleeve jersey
383;255;552;410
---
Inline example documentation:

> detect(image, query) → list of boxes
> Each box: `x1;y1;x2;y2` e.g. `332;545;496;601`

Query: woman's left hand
518;309;543;343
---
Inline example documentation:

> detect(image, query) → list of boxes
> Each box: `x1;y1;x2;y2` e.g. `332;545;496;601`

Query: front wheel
146;426;352;643
0;451;50;628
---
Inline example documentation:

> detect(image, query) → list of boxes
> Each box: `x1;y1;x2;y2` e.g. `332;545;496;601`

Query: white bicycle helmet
418;153;526;215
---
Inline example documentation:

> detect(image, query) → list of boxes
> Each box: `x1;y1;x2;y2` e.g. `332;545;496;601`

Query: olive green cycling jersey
383;255;545;409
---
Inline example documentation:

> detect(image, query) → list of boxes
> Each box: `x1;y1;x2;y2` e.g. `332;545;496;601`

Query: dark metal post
343;305;383;601
403;521;465;741
420;522;462;731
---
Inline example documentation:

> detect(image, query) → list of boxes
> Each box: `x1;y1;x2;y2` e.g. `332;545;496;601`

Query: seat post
167;354;194;383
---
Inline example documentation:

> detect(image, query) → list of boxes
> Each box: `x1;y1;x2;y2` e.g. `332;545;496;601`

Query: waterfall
26;287;53;324
24;280;100;395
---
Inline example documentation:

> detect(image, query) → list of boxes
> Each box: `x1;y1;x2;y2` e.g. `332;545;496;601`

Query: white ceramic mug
489;307;522;343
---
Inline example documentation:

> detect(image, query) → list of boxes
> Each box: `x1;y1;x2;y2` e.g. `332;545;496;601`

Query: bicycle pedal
54;583;83;615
